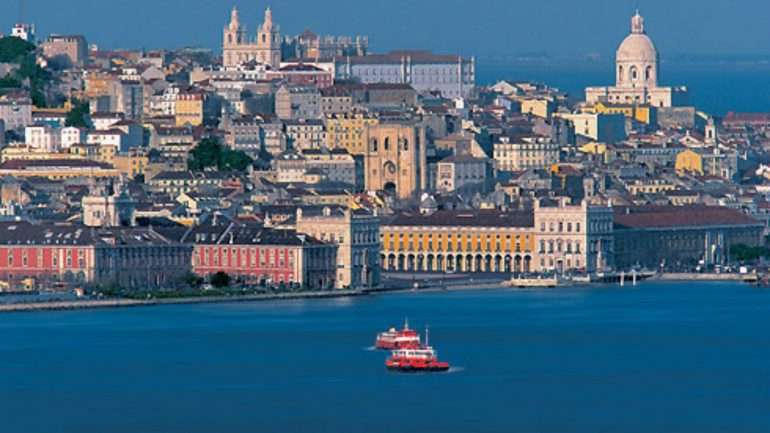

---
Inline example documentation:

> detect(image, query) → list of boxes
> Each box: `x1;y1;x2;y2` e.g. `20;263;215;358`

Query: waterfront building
294;205;380;288
335;50;475;99
380;209;537;273
222;7;281;69
613;206;764;270
585;12;688;108
534;198;614;273
380;199;614;274
0;221;191;289
184;220;337;289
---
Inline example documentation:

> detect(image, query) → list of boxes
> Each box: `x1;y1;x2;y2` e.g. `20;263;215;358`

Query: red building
182;220;337;289
0;222;192;289
267;63;333;89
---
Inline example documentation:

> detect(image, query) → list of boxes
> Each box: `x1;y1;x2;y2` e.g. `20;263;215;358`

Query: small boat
385;328;450;372
375;319;421;350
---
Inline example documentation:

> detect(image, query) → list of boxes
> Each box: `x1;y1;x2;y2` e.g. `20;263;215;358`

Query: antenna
425;325;429;347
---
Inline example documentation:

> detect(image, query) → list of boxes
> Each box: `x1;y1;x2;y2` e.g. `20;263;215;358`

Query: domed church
586;11;688;108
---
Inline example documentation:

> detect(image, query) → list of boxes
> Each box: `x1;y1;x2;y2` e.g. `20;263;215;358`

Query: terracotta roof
614;206;761;229
384;210;534;228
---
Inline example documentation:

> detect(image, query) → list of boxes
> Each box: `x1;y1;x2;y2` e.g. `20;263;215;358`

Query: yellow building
113;148;149;179
578;142;607;155
589;101;656;125
675;149;703;175
519;98;554;119
381;210;537;273
325;112;379;155
175;92;204;127
1;145;81;163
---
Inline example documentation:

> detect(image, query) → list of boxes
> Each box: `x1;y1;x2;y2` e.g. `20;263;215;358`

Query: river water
2;281;770;433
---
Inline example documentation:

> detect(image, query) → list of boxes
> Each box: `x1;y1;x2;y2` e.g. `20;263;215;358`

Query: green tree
188;137;253;172
210;271;231;288
65;99;91;128
0;75;21;89
0;37;35;63
730;244;770;262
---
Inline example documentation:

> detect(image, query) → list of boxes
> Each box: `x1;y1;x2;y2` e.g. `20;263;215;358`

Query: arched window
630;66;638;81
645;66;653;82
370;138;378;152
384;137;390;151
618;65;624;80
402;138;409;151
228;34;233;44
262;34;267;43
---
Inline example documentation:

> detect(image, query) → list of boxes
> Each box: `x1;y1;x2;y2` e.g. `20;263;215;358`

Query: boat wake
446;366;465;374
362;346;377;352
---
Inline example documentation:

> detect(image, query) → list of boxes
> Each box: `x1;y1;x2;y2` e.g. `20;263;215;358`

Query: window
384;137;390;151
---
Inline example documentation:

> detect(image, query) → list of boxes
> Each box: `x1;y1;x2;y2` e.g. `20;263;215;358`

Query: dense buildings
0;6;766;295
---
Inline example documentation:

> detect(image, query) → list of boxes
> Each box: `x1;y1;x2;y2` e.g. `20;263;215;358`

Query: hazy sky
2;0;770;58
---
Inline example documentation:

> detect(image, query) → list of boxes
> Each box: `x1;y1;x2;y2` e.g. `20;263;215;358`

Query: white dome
617;33;657;63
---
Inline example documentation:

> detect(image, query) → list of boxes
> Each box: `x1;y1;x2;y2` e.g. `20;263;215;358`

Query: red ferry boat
375;319;420;350
385;328;450;372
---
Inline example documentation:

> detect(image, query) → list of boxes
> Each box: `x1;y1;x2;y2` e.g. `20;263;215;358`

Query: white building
585;12;688;108
534;198;614;273
11;23;35;44
60;126;87;149
25;125;61;152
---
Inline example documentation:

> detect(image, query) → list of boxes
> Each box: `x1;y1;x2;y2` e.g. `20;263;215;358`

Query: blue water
477;61;770;115
2;282;770;433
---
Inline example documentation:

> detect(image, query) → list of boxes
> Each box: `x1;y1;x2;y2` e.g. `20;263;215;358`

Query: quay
0;290;366;313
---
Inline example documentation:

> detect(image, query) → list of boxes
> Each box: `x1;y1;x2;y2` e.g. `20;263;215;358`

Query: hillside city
0;7;769;298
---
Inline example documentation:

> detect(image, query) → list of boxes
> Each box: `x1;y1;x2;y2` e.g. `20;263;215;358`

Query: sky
2;0;770;59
